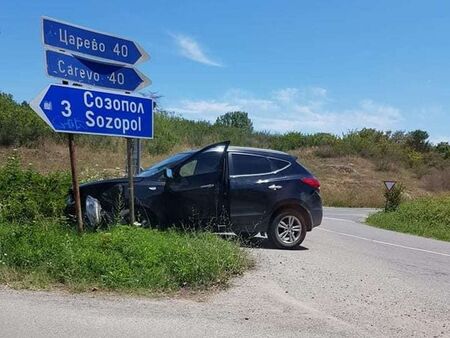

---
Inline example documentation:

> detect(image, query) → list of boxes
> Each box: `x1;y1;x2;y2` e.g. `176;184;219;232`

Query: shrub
384;183;404;212
367;194;450;241
0;156;70;223
436;142;450;159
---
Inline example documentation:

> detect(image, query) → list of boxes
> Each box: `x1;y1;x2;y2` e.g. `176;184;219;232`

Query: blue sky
1;0;449;143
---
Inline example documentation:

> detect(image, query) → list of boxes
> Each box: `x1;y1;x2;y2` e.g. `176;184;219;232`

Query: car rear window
231;154;272;176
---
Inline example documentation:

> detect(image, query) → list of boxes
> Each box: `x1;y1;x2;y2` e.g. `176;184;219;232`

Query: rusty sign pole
127;138;135;225
61;80;83;234
68;133;83;233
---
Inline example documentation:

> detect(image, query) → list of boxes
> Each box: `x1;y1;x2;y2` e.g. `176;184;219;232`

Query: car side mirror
164;168;174;179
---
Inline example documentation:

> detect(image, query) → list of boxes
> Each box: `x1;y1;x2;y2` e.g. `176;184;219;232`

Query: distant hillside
1;92;449;207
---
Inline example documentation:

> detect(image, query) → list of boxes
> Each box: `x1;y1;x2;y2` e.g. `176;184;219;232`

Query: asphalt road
1;207;449;337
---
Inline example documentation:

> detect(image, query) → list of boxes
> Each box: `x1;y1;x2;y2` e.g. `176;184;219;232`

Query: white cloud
168;100;239;119
166;87;403;134
430;136;450;145
171;33;222;67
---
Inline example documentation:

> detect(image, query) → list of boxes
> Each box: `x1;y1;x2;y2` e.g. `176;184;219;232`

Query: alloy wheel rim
277;215;302;244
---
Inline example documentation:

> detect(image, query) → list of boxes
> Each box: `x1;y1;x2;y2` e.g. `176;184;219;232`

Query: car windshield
137;152;192;177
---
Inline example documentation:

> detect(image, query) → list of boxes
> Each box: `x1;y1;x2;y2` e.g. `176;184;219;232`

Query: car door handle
268;184;282;190
200;184;215;189
257;179;269;184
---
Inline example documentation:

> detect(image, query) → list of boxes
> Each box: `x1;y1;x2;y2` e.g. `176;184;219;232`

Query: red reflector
301;177;321;189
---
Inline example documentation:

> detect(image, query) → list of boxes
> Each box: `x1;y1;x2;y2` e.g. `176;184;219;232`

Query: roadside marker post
31;17;152;231
383;181;396;191
383;180;398;212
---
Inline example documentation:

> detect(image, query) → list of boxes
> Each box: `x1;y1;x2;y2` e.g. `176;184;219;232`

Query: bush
384;183;404;212
0;223;249;292
367;194;450;241
436;142;450;159
0;156;71;223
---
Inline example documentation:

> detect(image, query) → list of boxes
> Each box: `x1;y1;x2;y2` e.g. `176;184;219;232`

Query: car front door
164;142;229;227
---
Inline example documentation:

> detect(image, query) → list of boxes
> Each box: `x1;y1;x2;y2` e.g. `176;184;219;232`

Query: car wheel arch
269;201;313;231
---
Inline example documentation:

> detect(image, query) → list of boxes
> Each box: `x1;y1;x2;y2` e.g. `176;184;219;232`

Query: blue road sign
42;17;149;65
30;84;153;139
45;50;151;91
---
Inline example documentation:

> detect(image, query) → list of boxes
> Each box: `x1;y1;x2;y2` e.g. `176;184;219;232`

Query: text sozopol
83;91;144;134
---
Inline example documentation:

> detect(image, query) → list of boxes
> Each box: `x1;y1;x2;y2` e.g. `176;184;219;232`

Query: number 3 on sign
61;100;72;117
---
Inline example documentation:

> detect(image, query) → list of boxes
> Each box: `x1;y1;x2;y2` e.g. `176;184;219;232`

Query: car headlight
86;195;102;226
66;194;74;205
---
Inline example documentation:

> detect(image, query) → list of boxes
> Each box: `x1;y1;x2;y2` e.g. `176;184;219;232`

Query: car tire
268;209;307;249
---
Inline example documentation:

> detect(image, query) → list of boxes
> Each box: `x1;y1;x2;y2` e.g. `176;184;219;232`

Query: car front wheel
268;210;306;249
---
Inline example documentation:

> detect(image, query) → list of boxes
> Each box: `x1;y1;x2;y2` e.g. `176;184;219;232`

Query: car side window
179;160;197;177
231;154;272;176
179;152;222;178
269;158;290;171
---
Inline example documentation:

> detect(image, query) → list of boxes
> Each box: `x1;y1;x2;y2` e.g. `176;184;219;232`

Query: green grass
0;222;250;293
366;194;450;241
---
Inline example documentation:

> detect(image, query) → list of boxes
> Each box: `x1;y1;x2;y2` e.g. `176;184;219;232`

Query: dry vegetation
0;141;437;208
1;92;449;208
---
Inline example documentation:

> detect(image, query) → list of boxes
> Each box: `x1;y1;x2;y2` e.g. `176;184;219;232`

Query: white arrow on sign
383;181;396;191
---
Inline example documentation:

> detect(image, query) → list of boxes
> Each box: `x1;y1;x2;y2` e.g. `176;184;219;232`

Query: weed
367;194;450;241
0;222;250;292
0;157;70;223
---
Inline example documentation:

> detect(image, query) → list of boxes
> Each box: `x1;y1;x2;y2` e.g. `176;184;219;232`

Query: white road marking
325;213;371;218
324;216;360;223
318;227;450;258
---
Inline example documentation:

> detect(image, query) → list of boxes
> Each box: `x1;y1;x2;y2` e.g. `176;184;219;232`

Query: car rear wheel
268;210;306;249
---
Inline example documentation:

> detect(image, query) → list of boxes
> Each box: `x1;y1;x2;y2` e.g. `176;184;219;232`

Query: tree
436;142;450;159
406;130;430;152
215;111;253;132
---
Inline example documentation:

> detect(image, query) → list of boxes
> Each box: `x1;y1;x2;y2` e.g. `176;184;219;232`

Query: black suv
67;141;322;249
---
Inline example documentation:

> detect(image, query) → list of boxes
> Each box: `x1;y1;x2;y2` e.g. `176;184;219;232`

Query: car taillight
301;177;321;190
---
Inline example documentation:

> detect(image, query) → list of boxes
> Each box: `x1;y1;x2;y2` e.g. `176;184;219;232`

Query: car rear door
165;142;229;226
228;153;291;232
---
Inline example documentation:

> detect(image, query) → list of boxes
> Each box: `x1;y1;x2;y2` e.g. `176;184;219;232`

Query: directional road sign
42;17;149;65
30;84;153;139
383;180;396;191
45;50;151;91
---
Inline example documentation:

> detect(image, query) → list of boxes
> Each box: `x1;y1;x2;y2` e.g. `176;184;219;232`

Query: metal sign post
68;133;83;233
127;139;135;225
132;138;141;175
